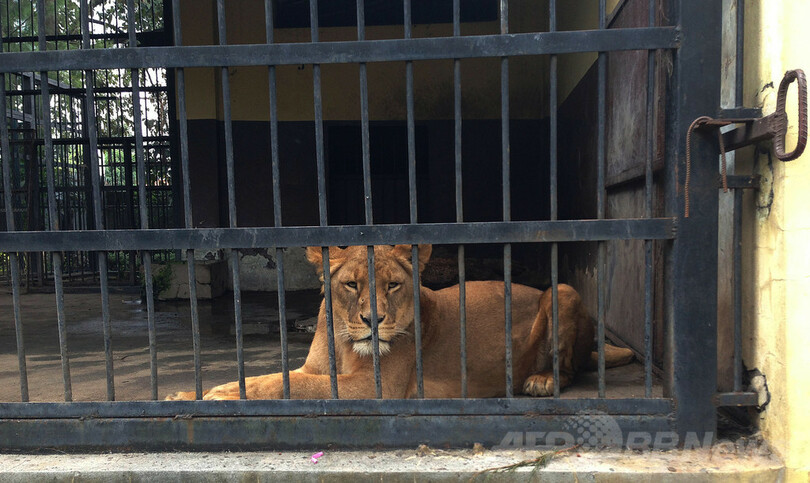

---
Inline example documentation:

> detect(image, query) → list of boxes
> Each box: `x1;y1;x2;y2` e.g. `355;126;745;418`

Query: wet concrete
0;288;660;402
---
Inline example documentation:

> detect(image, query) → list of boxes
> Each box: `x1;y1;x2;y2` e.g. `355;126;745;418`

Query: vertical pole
664;0;721;441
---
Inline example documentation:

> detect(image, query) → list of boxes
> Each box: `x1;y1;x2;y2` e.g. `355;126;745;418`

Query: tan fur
165;244;634;400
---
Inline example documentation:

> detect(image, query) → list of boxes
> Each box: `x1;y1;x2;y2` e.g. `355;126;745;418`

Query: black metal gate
0;0;734;450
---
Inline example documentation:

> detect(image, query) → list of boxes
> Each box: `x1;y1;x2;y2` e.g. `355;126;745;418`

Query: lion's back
421;281;543;397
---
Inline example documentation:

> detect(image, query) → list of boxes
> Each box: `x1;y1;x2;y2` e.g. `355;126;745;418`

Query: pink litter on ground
311;452;324;464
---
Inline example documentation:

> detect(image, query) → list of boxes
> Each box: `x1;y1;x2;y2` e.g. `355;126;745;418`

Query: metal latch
720;69;807;161
684;69;807;217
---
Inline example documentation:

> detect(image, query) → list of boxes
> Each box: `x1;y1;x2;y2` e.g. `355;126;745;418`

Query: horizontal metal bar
0;414;674;450
0;27;679;73
713;392;758;407
0;398;673;419
721;116;776;152
0;219;677;252
8;136;171;145
722;174;760;189
717;107;762;119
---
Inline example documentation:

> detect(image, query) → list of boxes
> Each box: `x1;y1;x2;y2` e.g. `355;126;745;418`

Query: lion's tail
585;344;635;371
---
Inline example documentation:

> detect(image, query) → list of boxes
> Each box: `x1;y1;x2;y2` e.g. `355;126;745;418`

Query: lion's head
306;244;432;357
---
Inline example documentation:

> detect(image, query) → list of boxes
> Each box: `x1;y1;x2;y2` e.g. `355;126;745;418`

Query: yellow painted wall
557;0;621;100
178;0;550;122
741;0;810;480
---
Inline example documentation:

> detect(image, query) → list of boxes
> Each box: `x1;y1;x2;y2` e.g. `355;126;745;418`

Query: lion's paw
164;391;197;401
523;374;555;397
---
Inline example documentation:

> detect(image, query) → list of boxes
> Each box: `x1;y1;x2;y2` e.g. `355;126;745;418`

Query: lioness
166;244;633;400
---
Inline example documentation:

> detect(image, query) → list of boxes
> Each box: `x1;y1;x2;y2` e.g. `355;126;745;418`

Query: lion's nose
359;315;385;327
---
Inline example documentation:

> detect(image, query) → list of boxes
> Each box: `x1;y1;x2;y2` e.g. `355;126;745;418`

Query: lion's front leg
204;371;400;400
203;374;285;400
164;390;202;401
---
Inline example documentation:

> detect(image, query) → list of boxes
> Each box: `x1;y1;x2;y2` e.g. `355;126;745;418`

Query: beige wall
178;0;551;122
740;0;810;480
557;0;621;100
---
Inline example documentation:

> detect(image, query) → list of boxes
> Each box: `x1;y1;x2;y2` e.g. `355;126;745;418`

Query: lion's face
306;245;431;357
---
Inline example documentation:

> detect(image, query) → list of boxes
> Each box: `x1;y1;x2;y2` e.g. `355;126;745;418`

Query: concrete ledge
0;448;783;482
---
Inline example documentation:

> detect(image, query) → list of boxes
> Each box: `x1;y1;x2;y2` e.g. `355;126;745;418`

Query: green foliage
151;261;173;295
140;259;175;297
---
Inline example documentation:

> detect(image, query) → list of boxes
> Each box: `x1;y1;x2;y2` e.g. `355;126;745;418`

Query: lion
166;244;633;400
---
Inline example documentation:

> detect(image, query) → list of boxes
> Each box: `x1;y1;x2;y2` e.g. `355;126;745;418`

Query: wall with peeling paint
738;0;810;480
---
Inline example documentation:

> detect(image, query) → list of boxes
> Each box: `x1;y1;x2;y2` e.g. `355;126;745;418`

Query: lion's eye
388;282;400;290
346;281;357;289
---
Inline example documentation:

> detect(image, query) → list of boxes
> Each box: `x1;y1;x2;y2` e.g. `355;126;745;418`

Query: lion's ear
391;244;432;273
306;246;346;276
306;246;323;269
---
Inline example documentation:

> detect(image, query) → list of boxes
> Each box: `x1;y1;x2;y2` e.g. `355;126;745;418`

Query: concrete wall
739;0;810;480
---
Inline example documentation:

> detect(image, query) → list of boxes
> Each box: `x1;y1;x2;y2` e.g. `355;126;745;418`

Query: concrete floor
0;288;660;402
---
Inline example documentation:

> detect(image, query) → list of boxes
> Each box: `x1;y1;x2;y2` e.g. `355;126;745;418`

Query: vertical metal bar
356;0;383;399
453;0;467;399
310;0;339;399
216;0;246;399
82;0;117;400
733;188;743;392
500;0;513;398
664;0;721;441
171;0;203;400
644;0;656;398
735;0;744;108
0;61;29;402
38;0;72;402
402;0;424;399
265;0;290;400
126;0;158;401
596;0;607;399
549;0;561;398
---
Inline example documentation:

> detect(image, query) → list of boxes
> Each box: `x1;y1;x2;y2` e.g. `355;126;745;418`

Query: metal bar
735;0;744;108
322;249;339;399
718;107;761;119
0;414;673;451
216;0;246;400
355;0;382;399
265;0;290;400
5;85;168;96
664;0;721;442
0;397;673;419
733;187;743;392
5;136;172;146
0;63;29;402
403;0;424;399
37;0;72;402
82;18;118;400
171;0;203;400
500;0;513;399
366;246;383;398
714;392;758;407
549;0;560;399
644;0;656;398
0;219;678;252
127;0;158;401
310;0;339;399
723;174;760;189
597;0;607;399
453;0;467;399
720;117;775;152
0;28;681;72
